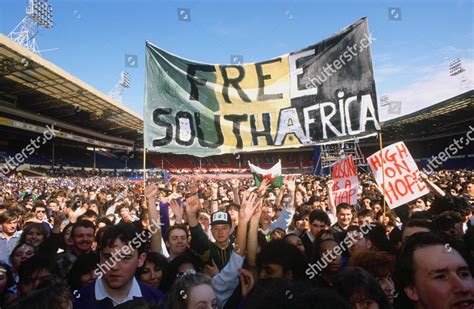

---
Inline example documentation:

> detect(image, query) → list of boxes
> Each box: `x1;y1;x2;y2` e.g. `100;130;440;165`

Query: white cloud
379;58;473;122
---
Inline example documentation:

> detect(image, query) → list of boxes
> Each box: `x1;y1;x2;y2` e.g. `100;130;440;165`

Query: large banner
144;18;380;157
367;142;430;209
331;155;359;205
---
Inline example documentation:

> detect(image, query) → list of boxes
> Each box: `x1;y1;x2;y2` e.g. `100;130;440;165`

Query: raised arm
269;176;295;232
420;172;446;197
246;197;262;268
230;178;241;205
211;191;257;307
145;184;162;254
185;194;210;255
210;182;219;213
326;179;337;219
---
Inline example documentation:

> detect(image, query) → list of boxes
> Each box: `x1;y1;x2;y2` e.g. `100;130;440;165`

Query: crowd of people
0;168;472;308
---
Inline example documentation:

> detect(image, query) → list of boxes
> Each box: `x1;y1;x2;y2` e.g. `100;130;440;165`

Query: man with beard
74;222;164;308
56;220;95;277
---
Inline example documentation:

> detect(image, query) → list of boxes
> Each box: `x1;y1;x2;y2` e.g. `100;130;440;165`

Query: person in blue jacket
73;222;164;308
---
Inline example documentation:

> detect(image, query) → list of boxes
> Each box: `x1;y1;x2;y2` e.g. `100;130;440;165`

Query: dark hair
401;219;432;239
358;209;376;220
257;240;307;281
18;255;59;285
396;232;456;290
59;223;74;250
433;211;463;232
165;224;188;242
244;279;350;309
19;223;49;248
32;203;46;213
0;262;14;293
348;250;395;278
77;209;98;222
409;210;432;220
135;252;170;288
6;276;71;309
67;253;99;290
161;253;204;292
46;199;59;206
336;203;351;214
71;220;96;237
430;196;469;215
99;222;147;254
0;210;19;225
333;267;391;309
309;209;330;226
312;237;339;263
9;243;36;266
97;216;114;227
367;222;395;254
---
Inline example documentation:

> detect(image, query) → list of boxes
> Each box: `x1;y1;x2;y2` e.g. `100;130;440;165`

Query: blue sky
1;0;473;120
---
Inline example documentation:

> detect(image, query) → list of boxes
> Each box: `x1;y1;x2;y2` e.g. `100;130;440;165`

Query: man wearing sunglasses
32;203;52;231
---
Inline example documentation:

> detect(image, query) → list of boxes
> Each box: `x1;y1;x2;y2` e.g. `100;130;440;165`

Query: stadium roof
379;89;474;143
0;34;143;148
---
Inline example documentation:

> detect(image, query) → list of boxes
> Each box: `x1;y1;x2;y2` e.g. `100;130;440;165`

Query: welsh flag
248;160;283;188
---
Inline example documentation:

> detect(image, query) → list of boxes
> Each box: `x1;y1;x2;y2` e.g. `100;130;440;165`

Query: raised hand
210;182;219;196
250;199;262;224
188;179;198;196
169;198;184;223
144;184;158;201
326;179;334;190
239;191;258;223
257;178;270;198
185;194;201;215
52;210;65;226
286;175;296;192
240;268;255;298
230;178;240;190
418;172;428;182
203;259;219;278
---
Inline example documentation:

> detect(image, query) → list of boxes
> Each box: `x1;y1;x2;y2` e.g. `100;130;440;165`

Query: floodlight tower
109;71;132;102
8;0;54;55
449;58;472;92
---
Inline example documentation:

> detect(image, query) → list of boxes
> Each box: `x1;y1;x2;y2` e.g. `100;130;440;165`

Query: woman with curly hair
348;250;396;306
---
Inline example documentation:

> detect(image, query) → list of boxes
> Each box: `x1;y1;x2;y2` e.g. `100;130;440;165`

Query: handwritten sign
368;142;429;209
331;155;359;205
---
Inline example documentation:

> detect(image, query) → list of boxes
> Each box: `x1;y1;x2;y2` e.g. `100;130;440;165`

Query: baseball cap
211;211;232;226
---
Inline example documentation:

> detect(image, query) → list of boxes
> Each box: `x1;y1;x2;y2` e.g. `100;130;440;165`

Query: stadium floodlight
28;0;54;28
379;95;390;107
449;58;465;76
8;0;54;54
119;71;132;88
109;70;132;102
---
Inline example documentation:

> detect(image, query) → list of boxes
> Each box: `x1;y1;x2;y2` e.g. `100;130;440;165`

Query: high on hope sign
331;155;359;205
367;142;429;209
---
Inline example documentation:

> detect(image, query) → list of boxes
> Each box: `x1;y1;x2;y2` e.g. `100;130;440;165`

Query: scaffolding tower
319;139;367;172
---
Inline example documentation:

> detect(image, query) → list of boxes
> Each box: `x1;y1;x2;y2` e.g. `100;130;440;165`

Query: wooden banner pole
143;148;147;205
378;132;387;217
